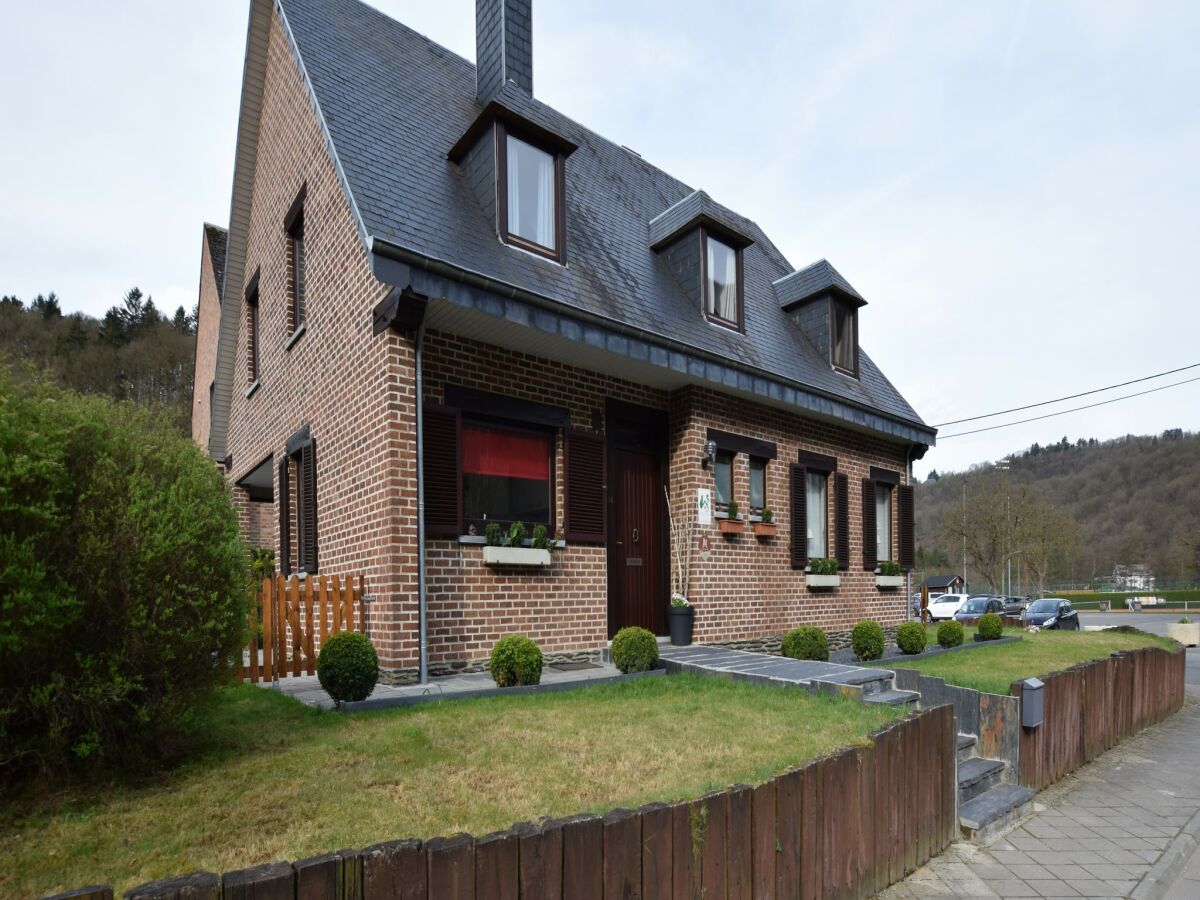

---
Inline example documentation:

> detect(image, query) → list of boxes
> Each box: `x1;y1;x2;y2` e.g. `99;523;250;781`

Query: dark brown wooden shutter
565;429;606;543
835;472;850;570
423;404;461;538
862;478;877;572
898;482;915;572
789;463;807;569
300;439;318;573
278;455;291;576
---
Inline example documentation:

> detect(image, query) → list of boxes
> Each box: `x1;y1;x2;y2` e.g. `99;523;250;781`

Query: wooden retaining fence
243;574;366;683
1011;645;1185;791
56;706;956;900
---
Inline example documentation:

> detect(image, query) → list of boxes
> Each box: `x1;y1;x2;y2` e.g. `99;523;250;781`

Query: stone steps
958;756;1006;803
863;688;921;706
959;784;1036;843
956;732;977;763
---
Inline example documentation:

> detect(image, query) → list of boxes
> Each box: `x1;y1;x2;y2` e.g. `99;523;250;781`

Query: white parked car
927;593;969;621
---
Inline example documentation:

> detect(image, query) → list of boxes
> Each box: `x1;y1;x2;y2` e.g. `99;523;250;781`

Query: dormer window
831;300;857;375
703;231;742;330
499;128;564;262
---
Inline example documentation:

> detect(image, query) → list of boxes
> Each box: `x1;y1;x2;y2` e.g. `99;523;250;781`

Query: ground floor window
806;470;827;558
462;421;552;528
714;450;734;511
876;484;892;562
749;456;766;513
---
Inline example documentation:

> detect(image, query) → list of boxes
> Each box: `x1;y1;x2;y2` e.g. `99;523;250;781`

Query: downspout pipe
905;443;919;621
415;318;429;685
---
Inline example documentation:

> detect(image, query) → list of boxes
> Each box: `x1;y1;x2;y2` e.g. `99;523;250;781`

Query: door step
863;689;920;707
956;732;977;762
959;784;1036;843
958;756;1005;802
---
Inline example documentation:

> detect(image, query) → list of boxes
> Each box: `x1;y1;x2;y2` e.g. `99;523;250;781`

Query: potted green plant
668;593;694;645
717;499;744;535
482;520;553;567
805;557;840;588
1167;616;1200;647
753;507;777;538
876;560;904;588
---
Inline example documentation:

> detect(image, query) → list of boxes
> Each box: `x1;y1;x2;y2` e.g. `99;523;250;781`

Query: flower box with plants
716;500;744;535
876;561;904;588
753;507;777;538
806;557;840;588
481;522;555;567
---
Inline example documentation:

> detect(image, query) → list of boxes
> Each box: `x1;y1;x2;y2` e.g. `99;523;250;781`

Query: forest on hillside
915;431;1200;589
0;290;196;434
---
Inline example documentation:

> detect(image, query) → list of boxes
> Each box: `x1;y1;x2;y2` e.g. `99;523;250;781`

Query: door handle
632;528;639;543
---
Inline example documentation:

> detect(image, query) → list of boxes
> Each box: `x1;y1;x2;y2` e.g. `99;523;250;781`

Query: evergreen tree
30;293;61;320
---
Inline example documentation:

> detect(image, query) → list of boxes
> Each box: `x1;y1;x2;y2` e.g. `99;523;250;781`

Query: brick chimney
476;0;533;103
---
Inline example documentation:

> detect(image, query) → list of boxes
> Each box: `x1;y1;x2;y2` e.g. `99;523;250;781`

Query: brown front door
607;402;668;637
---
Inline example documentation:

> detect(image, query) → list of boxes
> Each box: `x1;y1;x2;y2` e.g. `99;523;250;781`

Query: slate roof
204;223;228;303
279;0;930;437
924;575;965;589
774;259;864;309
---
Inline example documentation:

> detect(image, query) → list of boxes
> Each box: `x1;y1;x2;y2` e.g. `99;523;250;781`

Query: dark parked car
1002;596;1029;616
954;595;1004;623
1021;598;1080;630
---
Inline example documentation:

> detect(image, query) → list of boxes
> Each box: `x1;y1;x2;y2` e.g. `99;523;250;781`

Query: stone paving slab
659;643;894;688
877;678;1200;899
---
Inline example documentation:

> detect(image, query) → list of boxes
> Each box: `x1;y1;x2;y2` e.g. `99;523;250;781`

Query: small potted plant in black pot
668;593;694;646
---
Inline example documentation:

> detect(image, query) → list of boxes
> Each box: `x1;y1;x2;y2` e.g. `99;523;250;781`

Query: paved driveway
878;679;1200;898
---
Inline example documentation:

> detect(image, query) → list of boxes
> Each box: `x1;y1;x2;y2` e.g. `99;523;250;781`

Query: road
1079;613;1200;685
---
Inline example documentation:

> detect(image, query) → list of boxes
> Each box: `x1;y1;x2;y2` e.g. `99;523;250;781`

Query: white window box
805;573;841;588
876;575;905;589
482;546;552;567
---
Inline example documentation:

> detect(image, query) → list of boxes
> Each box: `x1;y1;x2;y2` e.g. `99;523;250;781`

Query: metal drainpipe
415;319;429;685
905;444;917;621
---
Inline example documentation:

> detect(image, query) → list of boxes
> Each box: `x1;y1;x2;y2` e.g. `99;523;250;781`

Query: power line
933;362;1200;427
938;375;1200;439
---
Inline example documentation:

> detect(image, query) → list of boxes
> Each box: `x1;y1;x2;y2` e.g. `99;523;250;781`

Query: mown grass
891;628;1177;695
0;674;900;897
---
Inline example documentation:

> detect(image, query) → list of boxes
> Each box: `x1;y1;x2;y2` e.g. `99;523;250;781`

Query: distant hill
916;431;1200;587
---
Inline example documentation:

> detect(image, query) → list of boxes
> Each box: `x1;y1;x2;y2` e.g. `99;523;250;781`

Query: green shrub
0;369;249;779
782;626;829;661
611;626;660;673
489;635;544;686
809;557;839;575
896;621;927;655
317;631;379;706
978;613;1004;641
937;620;965;649
851;620;885;661
879;561;902;577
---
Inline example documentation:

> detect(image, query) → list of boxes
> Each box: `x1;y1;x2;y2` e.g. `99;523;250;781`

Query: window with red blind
462;421;552;527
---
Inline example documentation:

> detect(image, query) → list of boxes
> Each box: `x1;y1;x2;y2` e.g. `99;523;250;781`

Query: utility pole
962;479;967;588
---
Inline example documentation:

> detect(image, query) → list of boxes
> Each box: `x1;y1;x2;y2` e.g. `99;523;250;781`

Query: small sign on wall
697;488;712;526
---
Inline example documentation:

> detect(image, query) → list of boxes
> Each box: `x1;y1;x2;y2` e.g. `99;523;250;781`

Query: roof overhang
648;190;755;251
448;98;579;162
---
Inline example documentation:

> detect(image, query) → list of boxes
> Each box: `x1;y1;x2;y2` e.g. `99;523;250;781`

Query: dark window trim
748;455;768;514
245;279;260;385
280;424;318;576
496;121;567;265
713;449;735;513
797;450;837;472
706;428;777;460
283;183;307;234
286;201;306;335
285;424;312;455
700;227;744;333
460;414;557;534
829;296;859;377
444;384;569;429
870;466;900;485
804;466;831;560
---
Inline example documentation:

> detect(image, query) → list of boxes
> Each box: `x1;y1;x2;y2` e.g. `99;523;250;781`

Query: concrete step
837;672;894;695
959;784;1036;843
863;689;920;707
956;732;977;763
958;756;1006;803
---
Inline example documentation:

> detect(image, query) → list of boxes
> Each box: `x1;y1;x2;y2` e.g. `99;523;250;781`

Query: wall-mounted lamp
701;439;718;468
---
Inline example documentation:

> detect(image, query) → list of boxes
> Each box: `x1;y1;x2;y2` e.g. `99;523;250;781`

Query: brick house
195;0;936;683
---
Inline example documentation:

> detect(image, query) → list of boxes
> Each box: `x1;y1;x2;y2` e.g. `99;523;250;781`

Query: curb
1131;803;1200;899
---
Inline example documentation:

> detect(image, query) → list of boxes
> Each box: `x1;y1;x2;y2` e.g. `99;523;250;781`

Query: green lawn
892;628;1177;694
0;674;900;897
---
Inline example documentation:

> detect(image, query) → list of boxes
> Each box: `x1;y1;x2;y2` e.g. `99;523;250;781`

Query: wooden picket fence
1011;645;1185;790
243;574;366;683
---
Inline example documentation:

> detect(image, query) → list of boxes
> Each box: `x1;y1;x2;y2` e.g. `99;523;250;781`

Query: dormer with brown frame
774;259;866;379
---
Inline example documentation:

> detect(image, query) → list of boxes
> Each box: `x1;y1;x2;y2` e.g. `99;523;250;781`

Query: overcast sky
2;0;1198;476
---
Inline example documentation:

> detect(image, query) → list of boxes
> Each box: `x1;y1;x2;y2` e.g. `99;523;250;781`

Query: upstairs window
284;185;307;340
831;300;856;374
245;284;260;385
500;130;563;262
704;233;741;330
462;420;553;528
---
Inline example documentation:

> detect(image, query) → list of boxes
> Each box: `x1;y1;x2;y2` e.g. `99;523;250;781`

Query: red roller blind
462;424;550;480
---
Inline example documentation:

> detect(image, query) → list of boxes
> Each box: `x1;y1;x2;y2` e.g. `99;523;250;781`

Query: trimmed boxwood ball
317;632;379;707
782;625;829;661
896;621;927;655
978;612;1004;641
611;626;660;673
490;635;544;687
937;620;965;649
851;619;885;661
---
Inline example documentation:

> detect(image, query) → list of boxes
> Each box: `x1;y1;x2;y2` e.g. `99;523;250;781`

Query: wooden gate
242;573;366;683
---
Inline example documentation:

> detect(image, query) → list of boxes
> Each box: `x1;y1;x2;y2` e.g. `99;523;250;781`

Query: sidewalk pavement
878;682;1200;899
